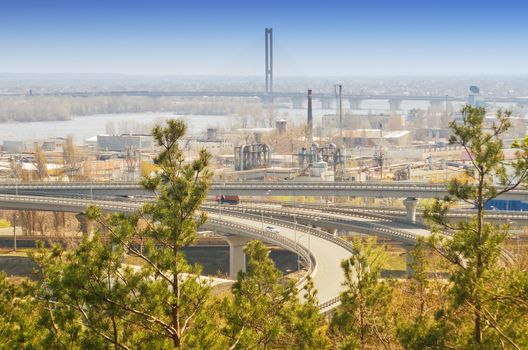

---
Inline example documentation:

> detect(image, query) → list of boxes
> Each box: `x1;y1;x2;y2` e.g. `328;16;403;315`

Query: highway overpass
0;194;354;311
0;192;520;309
3;181;528;201
204;204;429;245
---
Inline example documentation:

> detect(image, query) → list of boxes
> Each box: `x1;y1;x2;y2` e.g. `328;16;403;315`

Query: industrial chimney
307;89;313;144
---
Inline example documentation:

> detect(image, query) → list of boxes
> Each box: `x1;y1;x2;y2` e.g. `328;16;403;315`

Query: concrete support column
224;235;252;280
403;197;418;224
389;99;402;112
292;97;304;109
320;98;333;109
260;95;274;105
76;213;94;238
348;98;362;110
517;101;528;110
324;227;338;236
429;100;444;113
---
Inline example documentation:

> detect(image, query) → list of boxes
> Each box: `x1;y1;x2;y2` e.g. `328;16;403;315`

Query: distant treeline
0;96;260;122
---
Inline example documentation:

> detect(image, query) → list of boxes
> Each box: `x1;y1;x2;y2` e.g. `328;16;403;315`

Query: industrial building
184;128;233;155
2;141;26;153
340;129;411;147
96;134;154;152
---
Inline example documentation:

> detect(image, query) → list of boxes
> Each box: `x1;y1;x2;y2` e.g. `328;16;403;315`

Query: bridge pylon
265;28;273;94
348;98;362;110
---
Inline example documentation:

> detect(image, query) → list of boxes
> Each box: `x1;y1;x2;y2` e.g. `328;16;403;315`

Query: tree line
0;96;264;123
1;108;528;349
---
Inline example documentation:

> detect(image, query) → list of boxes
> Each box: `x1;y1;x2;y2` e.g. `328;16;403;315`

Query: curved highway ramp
0;194;353;312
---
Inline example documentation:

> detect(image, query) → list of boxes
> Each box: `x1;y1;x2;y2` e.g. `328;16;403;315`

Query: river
0;99;471;144
0;113;233;143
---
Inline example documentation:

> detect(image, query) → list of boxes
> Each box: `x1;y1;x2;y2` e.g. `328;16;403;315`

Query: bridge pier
76;213;94;238
516;101;528;110
403;197;418;224
348;98;362;110
324;227;338;236
429;100;444;112
389;99;403;112
320;97;334;109
261;95;274;105
224;235;252;279
291;97;304;109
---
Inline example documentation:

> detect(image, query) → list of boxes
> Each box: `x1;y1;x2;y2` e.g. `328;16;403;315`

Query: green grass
384;251;407;271
0;255;39;280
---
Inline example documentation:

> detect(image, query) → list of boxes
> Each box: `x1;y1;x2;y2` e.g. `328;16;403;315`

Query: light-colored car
265;225;279;234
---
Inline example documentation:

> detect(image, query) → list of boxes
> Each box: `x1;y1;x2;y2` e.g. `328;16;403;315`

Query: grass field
0;254;39;280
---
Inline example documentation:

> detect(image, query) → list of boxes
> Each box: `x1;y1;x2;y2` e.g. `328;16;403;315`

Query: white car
265;225;279;234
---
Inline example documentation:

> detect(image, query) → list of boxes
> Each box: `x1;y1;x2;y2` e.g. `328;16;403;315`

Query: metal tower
265;28;273;94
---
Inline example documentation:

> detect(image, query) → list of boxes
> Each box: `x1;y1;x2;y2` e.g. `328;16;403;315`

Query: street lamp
508;219;520;257
261;190;271;231
12;213;16;253
297;232;311;259
15;155;19;196
218;182;225;220
90;161;94;201
293;219;299;271
516;234;520;258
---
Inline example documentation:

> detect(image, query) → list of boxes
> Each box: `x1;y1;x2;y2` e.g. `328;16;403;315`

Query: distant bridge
3;90;528;111
3;26;526;109
3;90;526;103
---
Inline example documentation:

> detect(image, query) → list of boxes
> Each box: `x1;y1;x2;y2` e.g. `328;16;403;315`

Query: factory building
97;134;154;152
2;141;26;153
183;128;233;155
340;129;411;147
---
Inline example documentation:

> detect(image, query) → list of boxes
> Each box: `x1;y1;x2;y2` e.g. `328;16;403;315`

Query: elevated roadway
6;90;528;105
210;202;517;266
0;193;519;308
0;194;353;311
315;205;528;226
205;204;429;245
3;181;528;201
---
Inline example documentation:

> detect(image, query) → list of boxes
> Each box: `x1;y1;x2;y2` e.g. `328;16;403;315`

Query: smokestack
307;89;313;144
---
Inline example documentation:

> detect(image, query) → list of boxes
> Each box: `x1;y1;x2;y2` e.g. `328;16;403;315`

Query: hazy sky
1;0;528;76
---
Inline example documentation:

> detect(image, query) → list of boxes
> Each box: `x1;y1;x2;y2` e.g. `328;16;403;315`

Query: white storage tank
311;160;328;177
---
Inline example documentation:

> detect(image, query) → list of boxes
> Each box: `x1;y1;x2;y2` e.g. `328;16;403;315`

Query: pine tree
223;240;329;349
396;239;449;350
424;105;528;348
330;238;395;350
0;272;44;349
32;119;224;349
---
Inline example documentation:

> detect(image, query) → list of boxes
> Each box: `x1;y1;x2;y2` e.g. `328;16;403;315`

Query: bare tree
33;144;48;181
264;106;276;127
105;120;116;135
63;136;77;180
9;156;22;180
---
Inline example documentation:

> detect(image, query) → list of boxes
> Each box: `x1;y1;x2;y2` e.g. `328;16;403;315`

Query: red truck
215;195;240;205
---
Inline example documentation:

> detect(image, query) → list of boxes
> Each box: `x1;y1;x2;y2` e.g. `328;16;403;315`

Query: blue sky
1;0;527;75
